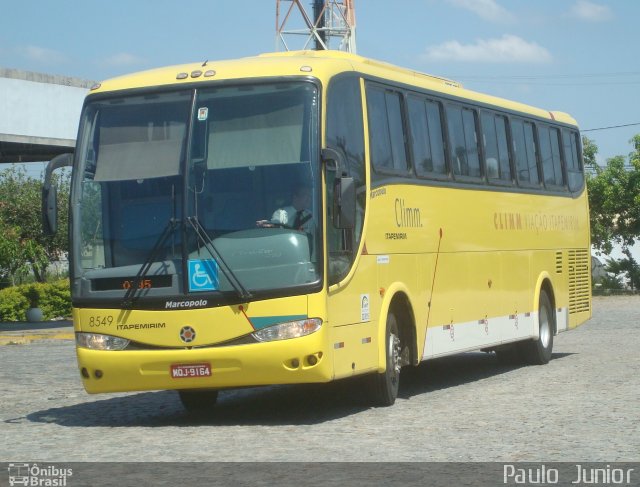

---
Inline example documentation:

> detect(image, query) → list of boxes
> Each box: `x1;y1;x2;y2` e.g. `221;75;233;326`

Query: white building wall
0;70;92;144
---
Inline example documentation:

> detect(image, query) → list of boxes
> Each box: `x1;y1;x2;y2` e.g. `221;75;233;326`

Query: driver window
326;76;366;284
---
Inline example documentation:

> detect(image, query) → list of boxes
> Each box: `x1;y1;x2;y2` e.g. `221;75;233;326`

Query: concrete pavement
0;319;73;345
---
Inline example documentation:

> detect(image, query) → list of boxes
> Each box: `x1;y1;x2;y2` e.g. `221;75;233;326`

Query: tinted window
563;129;584;192
512;119;539;185
539;125;565;187
447;105;481;178
482;112;511;182
386;92;408;171
366;88;393;170
327;77;365;185
407;96;447;176
327;76;366;284
366;86;408;173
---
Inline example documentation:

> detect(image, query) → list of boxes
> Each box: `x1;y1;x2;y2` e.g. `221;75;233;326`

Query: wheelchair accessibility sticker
188;259;219;292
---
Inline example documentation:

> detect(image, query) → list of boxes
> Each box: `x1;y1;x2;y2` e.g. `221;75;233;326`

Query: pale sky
2;1;639;261
2;0;638;163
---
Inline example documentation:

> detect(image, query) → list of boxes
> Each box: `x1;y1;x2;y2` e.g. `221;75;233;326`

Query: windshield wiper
121;218;178;309
186;216;252;300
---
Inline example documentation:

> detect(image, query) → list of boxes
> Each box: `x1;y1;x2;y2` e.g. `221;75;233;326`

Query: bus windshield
74;81;320;304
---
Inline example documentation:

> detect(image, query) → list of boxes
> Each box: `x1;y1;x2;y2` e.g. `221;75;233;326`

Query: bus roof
91;50;578;127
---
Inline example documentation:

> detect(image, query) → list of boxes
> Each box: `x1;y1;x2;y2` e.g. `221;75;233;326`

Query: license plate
170;363;212;379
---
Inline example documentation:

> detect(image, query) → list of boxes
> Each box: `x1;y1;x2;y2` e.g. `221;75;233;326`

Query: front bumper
76;330;331;393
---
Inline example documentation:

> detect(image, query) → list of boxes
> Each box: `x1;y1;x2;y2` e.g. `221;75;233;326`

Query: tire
178;389;219;414
520;290;554;365
369;311;402;406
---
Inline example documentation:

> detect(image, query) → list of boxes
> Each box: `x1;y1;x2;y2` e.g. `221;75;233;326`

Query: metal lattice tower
276;0;356;53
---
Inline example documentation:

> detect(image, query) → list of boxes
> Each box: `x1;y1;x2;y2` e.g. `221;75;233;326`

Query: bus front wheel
369;311;402;406
178;389;219;414
520;290;554;365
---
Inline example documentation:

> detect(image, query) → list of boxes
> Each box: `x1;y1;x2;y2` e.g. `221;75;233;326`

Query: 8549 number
88;316;114;327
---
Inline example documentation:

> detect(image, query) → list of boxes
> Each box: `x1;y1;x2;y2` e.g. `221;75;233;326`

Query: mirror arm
321;147;343;173
42;153;73;235
43;153;73;190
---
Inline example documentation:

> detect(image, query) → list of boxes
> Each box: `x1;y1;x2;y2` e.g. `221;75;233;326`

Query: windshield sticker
197;107;208;121
188;259;219;292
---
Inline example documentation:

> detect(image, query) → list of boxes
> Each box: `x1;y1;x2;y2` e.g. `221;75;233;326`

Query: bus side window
482;112;511;183
446;105;481;179
563;129;584;192
366;85;409;175
407;96;447;178
539;125;565;188
512;119;540;186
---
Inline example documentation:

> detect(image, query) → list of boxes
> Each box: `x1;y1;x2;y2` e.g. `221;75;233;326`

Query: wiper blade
186;216;252;300
121;218;178;309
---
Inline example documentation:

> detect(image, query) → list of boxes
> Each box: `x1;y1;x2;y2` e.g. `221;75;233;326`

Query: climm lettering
494;212;523;230
395;198;422;228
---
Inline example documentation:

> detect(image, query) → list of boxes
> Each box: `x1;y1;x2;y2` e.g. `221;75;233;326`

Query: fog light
307;355;318;366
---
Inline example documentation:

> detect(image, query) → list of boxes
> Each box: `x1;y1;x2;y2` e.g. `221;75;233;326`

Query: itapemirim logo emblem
179;325;197;343
7;463;73;486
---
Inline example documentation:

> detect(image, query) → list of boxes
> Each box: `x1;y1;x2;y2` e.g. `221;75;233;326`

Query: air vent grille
568;249;590;314
555;251;563;274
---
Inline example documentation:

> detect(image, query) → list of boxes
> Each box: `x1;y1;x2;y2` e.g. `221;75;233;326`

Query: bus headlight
76;333;130;351
251;318;322;342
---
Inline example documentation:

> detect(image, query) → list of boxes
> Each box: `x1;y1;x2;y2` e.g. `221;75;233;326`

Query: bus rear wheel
520;290;554;365
369;311;402;406
178;389;219;414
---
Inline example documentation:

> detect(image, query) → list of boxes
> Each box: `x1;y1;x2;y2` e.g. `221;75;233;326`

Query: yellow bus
43;50;591;411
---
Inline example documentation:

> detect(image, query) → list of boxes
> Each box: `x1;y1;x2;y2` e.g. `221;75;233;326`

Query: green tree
605;250;640;291
599;273;625;291
582;136;598;171
0;166;70;283
0;224;30;286
585;134;640;255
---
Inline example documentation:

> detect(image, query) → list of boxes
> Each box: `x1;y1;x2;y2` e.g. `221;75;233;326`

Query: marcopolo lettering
165;299;208;309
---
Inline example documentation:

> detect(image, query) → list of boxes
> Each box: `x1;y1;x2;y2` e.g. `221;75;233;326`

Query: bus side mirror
42;153;73;235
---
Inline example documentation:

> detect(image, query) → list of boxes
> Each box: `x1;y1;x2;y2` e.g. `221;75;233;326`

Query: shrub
39;279;72;320
0;286;29;321
0;279;71;322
